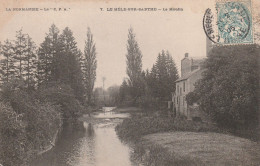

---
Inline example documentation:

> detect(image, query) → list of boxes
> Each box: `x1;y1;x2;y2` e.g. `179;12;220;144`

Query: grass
143;132;260;166
116;108;259;165
131;143;204;166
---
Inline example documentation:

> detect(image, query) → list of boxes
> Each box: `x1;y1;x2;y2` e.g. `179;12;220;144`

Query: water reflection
74;123;96;166
33;111;135;166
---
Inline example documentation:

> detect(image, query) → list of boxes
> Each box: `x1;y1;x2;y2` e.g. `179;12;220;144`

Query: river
33;107;137;166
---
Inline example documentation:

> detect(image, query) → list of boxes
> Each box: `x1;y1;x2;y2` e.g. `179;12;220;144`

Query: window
183;81;185;92
180;88;182;95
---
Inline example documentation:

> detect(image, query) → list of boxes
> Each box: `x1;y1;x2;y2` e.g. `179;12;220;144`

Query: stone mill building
171;38;213;120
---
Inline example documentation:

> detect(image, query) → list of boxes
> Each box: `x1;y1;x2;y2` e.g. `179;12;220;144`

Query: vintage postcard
0;0;259;166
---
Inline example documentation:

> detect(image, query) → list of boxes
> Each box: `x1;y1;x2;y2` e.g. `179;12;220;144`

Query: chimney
181;53;192;77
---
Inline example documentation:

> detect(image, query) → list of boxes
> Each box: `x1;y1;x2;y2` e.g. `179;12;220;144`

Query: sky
1;0;257;88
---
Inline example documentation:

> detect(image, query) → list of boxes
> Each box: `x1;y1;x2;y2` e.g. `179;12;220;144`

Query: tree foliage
0;79;62;166
37;24;60;85
57;27;85;103
23;36;37;89
0;40;16;82
190;44;259;130
147;50;179;100
13;29;27;78
119;48;179;108
126;28;144;101
120;28;179;107
0;102;27;166
83;27;97;104
119;79;130;104
36;84;83;120
0;25;96;165
37;25;85;102
107;85;120;105
0;30;37;88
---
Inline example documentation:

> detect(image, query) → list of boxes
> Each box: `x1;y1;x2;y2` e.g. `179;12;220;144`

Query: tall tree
24;35;37;89
126;27;143;101
146;64;158;97
13;29;27;78
149;50;179;100
83;27;97;104
156;51;168;99
37;24;60;85
119;79;130;104
0;40;16;82
165;51;179;93
58;27;85;102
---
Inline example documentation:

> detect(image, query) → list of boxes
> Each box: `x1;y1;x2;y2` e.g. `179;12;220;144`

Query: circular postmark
203;1;252;44
203;8;218;43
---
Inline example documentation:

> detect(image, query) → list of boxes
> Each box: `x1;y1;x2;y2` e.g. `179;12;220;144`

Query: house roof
175;69;203;82
182;56;206;62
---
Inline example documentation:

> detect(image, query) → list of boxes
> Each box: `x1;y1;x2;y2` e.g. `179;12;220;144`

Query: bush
0;102;28;166
136;96;164;111
36;84;84;120
186;91;199;106
116;113;219;143
24;101;62;151
0;80;62;166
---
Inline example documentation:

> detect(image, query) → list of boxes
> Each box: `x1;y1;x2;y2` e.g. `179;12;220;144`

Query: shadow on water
81;122;96;165
86;123;95;137
32;121;88;166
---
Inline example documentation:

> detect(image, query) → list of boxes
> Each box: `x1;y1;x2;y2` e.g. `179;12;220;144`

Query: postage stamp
203;0;253;44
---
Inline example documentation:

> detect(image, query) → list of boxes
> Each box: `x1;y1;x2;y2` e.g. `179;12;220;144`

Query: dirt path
143;132;260;166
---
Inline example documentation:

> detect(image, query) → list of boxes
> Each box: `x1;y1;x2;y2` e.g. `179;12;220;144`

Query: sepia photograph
0;0;259;165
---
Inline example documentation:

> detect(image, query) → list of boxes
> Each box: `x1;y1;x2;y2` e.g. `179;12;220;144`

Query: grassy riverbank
115;107;260;166
143;132;260;166
131;142;204;166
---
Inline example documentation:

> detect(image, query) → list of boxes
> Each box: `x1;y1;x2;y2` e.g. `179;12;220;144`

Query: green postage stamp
203;0;253;44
